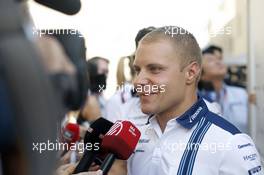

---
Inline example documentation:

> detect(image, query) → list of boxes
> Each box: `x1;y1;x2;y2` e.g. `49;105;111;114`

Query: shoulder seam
206;111;241;135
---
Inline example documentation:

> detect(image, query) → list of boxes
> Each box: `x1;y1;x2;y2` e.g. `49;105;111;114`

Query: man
105;27;221;126
87;57;109;116
202;45;223;60
127;26;262;175
87;56;109;92
105;27;221;175
78;57;109;124
200;47;248;133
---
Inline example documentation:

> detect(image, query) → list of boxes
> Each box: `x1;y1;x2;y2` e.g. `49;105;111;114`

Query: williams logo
189;107;203;123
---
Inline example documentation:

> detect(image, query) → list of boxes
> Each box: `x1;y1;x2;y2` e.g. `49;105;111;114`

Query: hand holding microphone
55;163;102;175
60;119;112;164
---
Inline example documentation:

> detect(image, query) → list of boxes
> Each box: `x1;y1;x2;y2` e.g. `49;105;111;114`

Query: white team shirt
127;97;263;175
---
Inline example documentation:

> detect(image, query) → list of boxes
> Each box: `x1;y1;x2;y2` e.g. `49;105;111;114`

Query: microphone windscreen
102;121;141;160
34;0;81;15
84;118;114;146
62;123;80;143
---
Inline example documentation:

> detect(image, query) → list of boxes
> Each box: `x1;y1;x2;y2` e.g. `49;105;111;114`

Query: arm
107;160;127;175
219;134;263;175
81;95;101;122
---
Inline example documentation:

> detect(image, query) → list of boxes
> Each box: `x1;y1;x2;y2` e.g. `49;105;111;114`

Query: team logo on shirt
248;166;262;175
238;143;253;149
189;107;203;123
243;153;257;161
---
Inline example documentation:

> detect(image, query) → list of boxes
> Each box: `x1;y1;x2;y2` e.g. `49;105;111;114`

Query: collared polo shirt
127;97;263;175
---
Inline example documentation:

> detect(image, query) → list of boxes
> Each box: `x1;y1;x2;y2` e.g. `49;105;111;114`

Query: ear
185;62;201;85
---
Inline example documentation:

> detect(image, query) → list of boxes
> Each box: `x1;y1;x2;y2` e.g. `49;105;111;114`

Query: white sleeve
219;133;263;175
104;93;123;123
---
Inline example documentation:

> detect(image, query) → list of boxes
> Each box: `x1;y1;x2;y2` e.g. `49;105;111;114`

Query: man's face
202;53;227;80
133;40;187;115
214;50;223;60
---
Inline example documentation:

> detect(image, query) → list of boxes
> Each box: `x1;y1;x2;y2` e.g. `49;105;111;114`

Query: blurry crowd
0;1;253;175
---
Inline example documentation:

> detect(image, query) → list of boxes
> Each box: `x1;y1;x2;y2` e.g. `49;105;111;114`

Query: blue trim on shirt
176;100;241;175
146;95;210;129
177;117;212;175
186;121;212;174
176;96;208;129
177;117;206;175
206;111;241;135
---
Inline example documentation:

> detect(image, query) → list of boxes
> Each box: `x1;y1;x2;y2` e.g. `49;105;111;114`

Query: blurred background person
199;45;248;133
76;57;109;127
87;57;109;116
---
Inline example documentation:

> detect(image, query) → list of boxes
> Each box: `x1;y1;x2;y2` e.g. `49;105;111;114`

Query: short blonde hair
140;26;202;71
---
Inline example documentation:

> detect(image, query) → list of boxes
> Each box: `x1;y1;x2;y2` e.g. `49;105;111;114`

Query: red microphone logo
105;121;123;136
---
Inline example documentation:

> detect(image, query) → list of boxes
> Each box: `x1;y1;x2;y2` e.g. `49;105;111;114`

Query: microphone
60;123;80;157
100;121;141;175
61;123;80;144
34;0;81;15
73;118;113;174
61;123;89;143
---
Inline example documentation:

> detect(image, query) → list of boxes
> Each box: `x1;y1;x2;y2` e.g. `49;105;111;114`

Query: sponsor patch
243;153;257;161
248;166;261;175
238;143;253;149
189;107;203;123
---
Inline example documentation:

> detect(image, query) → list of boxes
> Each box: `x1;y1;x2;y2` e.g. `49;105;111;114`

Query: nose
216;59;224;66
133;70;150;87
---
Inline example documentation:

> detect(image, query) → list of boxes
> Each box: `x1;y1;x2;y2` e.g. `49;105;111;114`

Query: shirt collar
146;96;208;129
146;114;154;125
176;96;208;129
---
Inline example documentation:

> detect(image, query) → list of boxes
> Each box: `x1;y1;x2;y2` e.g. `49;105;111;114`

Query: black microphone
73;118;113;174
34;0;81;15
